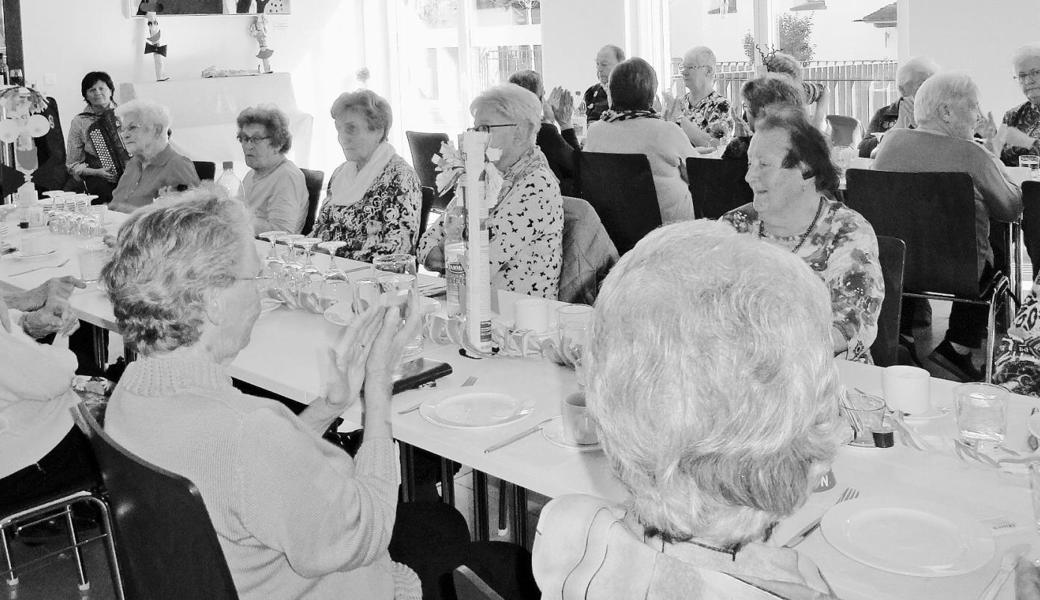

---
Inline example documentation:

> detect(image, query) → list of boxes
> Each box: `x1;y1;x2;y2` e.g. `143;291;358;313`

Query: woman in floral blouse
720;109;883;362
993;273;1040;395
312;90;420;262
999;44;1040;167
418;83;563;299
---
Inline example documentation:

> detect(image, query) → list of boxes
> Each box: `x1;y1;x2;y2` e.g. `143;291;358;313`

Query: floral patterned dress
993;275;1040;396
418;147;563;299
311;153;421;262
719;198;884;362
678;90;734;142
1000;101;1040;167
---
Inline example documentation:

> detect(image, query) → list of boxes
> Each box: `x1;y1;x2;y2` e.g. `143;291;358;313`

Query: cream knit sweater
105;355;408;599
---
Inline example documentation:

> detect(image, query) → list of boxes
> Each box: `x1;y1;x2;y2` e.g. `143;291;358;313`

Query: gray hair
508;70;544;100
599;44;625;62
764;52;803;82
896;56;939;98
101;184;253;355
330;89;393;142
237;104;293;154
1012;43;1040;71
683;46;717;70
587;220;843;545
470;83;541;146
914;71;978;126
115;98;171;138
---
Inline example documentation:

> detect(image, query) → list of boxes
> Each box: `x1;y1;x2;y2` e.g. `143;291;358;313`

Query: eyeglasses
468;124;517;134
235;274;271;289
680;65;710;73
1014;69;1040;82
117;123;141;135
237;134;271;145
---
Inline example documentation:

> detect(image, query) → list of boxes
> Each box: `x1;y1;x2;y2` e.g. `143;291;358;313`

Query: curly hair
330;89;393;142
608;58;657;112
237;104;293;154
755;107;841;197
101;184;253;355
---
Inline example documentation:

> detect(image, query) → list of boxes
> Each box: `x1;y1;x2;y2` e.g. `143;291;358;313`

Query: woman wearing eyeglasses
999;43;1040;167
236;105;308;234
312;90;421;262
418;83;564;299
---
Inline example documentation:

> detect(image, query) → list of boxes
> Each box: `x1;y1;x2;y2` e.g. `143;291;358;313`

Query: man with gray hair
584;44;625;122
858;56;939;157
667;45;734;147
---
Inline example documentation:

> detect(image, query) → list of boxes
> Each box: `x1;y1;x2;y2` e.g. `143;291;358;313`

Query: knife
484;417;554;453
781;516;823;549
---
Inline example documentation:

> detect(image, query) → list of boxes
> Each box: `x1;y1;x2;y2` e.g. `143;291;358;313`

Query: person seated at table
508;69;579;196
312;89;421;262
533;220;841;599
65;71;128;204
999;43;1040;167
720;108;883;363
857;56;939;158
419;83;564;299
236;104;308;234
109;99;199;213
584;57;695;223
584;45;625;123
0;276;92;515
874;72;1022;381
762;51;828;130
721;73;806;161
664;45;734;149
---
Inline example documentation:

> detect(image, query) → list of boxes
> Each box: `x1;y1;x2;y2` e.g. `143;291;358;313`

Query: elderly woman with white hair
999;43;1040;167
874;72;1022;381
237;104;308;234
109;98;199;213
533;220;842;599
857;56;939;157
312;89;421;261
419;83;564;299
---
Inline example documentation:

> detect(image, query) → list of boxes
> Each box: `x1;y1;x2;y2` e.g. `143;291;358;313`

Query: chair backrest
453;566;506;600
70;403;240;600
405;131;452;213
418;185;436;242
193;160;216;181
686;157;753;220
844;169;980;298
577;152;661;256
872;235;906;367
1021;180;1040;269
300;168;325;235
559;195;618;304
826;114;860;147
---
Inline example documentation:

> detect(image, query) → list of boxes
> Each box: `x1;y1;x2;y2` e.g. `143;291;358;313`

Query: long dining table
1;209;1038;599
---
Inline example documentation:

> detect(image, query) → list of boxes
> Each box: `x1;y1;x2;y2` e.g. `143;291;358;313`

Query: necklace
758;197;825;254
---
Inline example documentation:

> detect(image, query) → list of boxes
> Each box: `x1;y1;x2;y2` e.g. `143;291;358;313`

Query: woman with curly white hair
533;219;843;599
419;83;563;299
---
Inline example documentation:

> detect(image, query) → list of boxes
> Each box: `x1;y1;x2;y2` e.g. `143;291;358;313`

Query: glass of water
953;382;1008;448
1020;154;1040;179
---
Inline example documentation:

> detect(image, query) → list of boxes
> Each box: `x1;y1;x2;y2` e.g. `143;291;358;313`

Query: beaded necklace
758;197;825;254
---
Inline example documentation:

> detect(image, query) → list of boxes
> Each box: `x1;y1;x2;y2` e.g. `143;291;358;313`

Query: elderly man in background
584;45;625;123
874;72;1022;381
665;46;734;148
1000;43;1040;167
533;220;842;598
858;56;940;158
109;99;199;213
236;105;308;234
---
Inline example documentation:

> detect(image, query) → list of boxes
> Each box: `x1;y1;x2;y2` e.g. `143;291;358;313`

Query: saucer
12;249;56;260
541;416;601;452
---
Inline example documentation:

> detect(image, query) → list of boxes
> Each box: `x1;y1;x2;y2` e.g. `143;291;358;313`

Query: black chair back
453;566;505;600
873;235;906;367
577;152;661;256
844;169;979;298
826;115;860;147
405;131;453;213
71;403;240;600
418;185;436;242
1022;180;1040;269
686;157;753;220
300;168;325;235
193;161;216;181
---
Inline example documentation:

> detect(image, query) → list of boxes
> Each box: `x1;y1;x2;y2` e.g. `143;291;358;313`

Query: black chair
686;157;753;220
300;168;325;235
71;403;239;600
1021;180;1040;270
845;169;1013;381
873;235;906;367
577;152;661;256
406;131;452;214
418;185;437;242
826;114;860;147
453;566;505;600
192;161;216;181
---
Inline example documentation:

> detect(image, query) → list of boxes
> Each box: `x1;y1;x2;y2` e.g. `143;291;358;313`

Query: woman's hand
88;167;118;183
549;86;574;129
976;110;999;140
364;295;423;397
316;304;386;416
9;276;84;312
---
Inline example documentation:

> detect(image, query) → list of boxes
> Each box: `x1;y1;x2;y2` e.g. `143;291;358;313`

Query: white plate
541;416;601;452
419;387;534;429
12;249;56;260
821;497;994;577
323;302;355;326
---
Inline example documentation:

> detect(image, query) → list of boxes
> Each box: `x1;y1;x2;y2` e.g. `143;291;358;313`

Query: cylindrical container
954;382;1008;448
352;276;381;314
515;298;549;332
560;391;598;445
444;241;466;318
882;365;931;415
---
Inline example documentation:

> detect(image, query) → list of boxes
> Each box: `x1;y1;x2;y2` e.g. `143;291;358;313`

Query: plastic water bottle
217;161;242;201
443;201;466;318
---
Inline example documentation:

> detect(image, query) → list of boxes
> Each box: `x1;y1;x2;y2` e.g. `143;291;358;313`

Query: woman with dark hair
583;57;695;223
65;71;128;203
236;104;308;234
719;108;883;362
722;73;806;160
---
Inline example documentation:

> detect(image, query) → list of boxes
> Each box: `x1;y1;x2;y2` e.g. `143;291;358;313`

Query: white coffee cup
561;391;598;445
514;298;549;332
882;365;931;415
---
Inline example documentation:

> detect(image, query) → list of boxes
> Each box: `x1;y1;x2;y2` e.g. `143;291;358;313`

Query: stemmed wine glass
295;237;324;313
317;241;350;311
259;230;287;272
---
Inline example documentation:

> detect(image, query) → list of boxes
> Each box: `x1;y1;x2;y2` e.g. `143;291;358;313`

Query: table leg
472;470;489;542
439;458;456;506
91;325;107;372
399;443;416;503
511;484;529;549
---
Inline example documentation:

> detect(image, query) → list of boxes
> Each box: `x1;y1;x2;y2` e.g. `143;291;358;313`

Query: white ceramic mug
561;391;598;445
882;365;931;415
514;298;549;332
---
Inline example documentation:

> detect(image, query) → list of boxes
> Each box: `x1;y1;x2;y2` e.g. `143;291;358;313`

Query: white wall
541;0;627;94
20;0;368;176
901;0;1040;117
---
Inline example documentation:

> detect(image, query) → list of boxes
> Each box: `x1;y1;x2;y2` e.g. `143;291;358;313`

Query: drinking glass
372;253;417;277
954;383;1008;448
1020;154;1040;180
296;237;322;277
259;230;287;272
557;304;594;386
318;241;350;312
840;389;886;446
373;254;423;362
78;241;111;284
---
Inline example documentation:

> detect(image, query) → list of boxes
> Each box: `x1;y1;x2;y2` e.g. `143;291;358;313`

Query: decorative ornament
249;15;274;73
432;139;503;203
355;67;371;88
144;11;169;82
0;86;53;202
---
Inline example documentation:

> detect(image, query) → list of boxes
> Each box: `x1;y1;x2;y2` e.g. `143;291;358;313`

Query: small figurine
250;15;274;73
144;11;169;82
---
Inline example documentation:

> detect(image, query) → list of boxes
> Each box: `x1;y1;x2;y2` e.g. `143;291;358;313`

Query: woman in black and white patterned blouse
419;83;563;299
